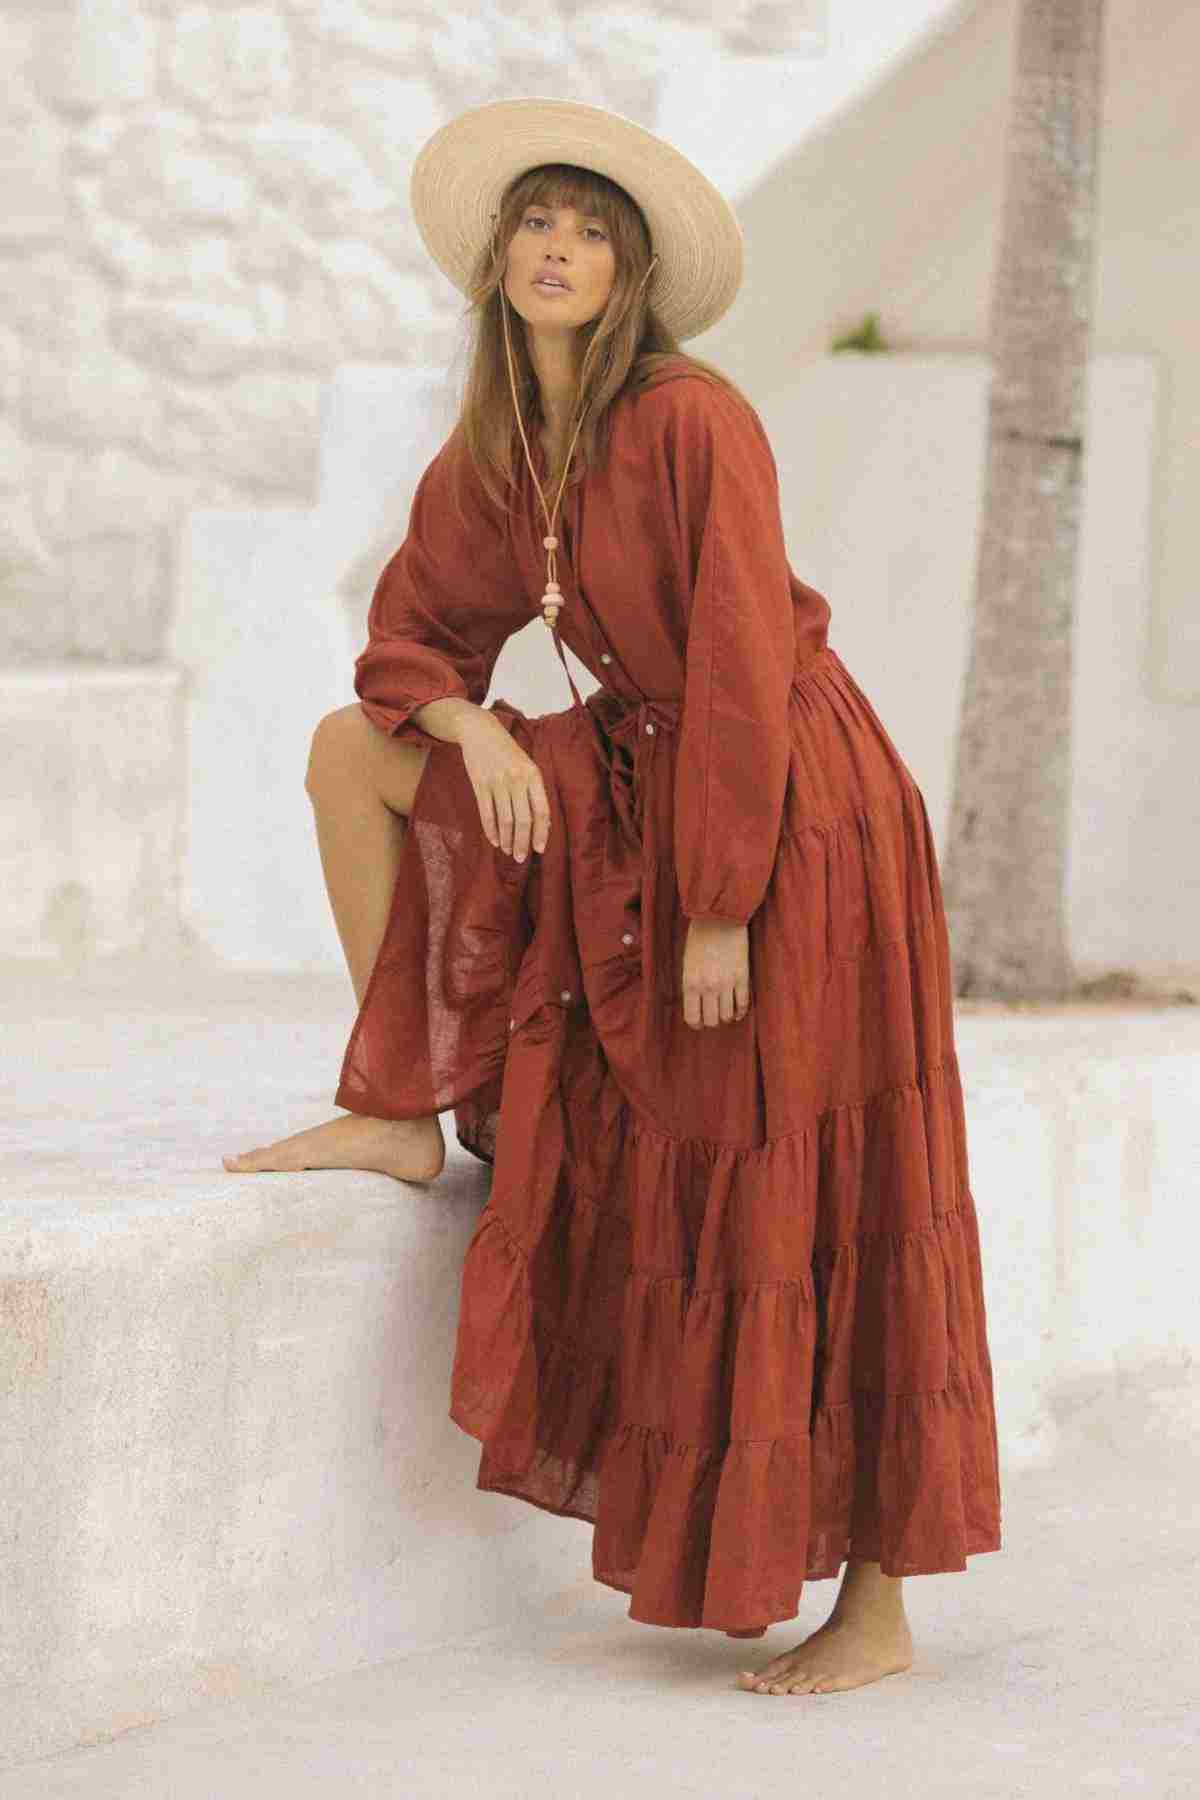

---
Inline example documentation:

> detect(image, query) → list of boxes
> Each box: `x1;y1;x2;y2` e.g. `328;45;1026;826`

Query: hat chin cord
488;209;658;631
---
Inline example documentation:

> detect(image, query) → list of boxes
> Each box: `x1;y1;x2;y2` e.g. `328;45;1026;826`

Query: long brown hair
449;161;750;517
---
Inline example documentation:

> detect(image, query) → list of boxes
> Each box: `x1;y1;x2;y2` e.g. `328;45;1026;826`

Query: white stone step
6;1370;1199;1798
2;960;1198;1767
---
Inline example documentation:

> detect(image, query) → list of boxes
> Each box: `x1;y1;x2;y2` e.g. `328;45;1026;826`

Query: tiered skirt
335;643;1003;1637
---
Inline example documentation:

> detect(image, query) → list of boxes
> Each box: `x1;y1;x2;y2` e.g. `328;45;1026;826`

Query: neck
526;325;581;437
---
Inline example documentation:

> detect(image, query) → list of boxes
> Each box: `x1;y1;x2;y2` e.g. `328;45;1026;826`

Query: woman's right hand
458;712;551;864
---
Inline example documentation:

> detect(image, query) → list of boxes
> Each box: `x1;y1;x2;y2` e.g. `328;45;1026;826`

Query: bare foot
737;1610;914;1696
222;1111;445;1184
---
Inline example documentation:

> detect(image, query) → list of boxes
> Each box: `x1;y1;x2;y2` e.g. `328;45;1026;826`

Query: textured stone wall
0;0;819;665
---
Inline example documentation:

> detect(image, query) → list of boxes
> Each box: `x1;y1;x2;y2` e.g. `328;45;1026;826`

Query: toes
753;1673;797;1694
742;1661;788;1690
741;1650;830;1695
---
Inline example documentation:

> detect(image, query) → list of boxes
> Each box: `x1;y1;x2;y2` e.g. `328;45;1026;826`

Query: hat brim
410;97;744;343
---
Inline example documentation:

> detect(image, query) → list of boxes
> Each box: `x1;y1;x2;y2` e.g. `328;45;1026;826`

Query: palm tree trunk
942;0;1107;1001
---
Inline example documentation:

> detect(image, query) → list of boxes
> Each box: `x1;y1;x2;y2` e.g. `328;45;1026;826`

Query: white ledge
2;959;1198;1766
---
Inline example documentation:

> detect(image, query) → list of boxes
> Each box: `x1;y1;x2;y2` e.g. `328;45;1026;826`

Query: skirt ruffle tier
335;644;1003;1636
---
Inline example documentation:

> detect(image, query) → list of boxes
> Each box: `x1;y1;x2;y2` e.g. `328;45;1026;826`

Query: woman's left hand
681;919;752;1029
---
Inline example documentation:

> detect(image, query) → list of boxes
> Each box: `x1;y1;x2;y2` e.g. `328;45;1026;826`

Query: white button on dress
600;653;612;664
560;990;572;1003
621;932;634;945
645;722;655;735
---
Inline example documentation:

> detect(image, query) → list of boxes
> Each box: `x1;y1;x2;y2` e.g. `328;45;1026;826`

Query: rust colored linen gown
334;362;1003;1638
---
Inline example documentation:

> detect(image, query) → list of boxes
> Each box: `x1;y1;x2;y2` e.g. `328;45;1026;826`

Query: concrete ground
6;1367;1198;1800
3;954;1198;1797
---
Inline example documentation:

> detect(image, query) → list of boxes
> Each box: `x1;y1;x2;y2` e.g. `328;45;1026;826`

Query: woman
224;99;1003;1693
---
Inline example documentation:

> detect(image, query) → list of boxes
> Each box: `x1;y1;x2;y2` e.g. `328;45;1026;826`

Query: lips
534;275;571;291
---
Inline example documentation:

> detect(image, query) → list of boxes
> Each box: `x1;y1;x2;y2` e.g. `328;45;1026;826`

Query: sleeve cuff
358;690;464;745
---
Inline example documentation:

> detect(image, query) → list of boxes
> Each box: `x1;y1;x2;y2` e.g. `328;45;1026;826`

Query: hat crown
410;96;743;343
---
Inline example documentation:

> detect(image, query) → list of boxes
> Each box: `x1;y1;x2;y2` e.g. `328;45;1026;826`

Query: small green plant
831;311;889;353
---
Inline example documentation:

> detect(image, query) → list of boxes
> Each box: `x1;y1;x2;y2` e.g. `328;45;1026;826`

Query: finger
702;987;720;1029
493;782;515;856
683;985;701;1030
511;784;533;863
529;779;551;854
718;984;737;1026
477;784;500;848
733;979;752;1020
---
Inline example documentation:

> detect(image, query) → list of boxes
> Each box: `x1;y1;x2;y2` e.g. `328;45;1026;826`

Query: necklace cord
488;209;658;631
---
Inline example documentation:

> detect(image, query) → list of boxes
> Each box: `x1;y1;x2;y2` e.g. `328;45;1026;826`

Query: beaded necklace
488;208;657;636
498;306;587;633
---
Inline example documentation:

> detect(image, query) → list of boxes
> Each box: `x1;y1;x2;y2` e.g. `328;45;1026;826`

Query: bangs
522;164;623;231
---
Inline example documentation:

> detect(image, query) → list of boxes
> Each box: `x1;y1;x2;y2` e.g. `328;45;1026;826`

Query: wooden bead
543;535;558;548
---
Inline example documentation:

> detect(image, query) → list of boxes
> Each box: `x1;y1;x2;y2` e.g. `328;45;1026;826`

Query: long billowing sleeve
354;428;529;746
667;381;797;924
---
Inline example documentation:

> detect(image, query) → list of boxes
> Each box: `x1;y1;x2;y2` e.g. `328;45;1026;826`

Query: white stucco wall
0;0;831;665
4;0;1197;977
709;0;1200;709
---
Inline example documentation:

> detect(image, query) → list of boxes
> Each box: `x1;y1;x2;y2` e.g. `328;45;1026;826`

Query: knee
305;704;363;796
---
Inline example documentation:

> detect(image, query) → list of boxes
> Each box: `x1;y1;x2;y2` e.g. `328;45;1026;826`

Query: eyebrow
526;203;607;224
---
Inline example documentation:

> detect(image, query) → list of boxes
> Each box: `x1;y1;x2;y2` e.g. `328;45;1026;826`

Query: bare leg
307;710;415;1011
736;1558;914;1696
223;705;447;1184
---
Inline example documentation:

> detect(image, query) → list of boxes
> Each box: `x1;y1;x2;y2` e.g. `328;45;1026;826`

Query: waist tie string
598;694;682;853
550;626;681;850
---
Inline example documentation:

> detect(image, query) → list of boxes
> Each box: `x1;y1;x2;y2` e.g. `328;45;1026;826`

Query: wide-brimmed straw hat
409;96;744;343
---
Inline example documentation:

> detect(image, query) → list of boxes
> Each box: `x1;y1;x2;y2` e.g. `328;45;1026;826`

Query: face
502;199;617;330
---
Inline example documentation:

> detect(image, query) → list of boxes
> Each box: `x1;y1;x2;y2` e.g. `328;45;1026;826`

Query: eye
524;213;607;241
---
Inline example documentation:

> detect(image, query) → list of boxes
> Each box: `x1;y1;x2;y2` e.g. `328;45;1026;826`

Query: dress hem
448;1399;1003;1637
